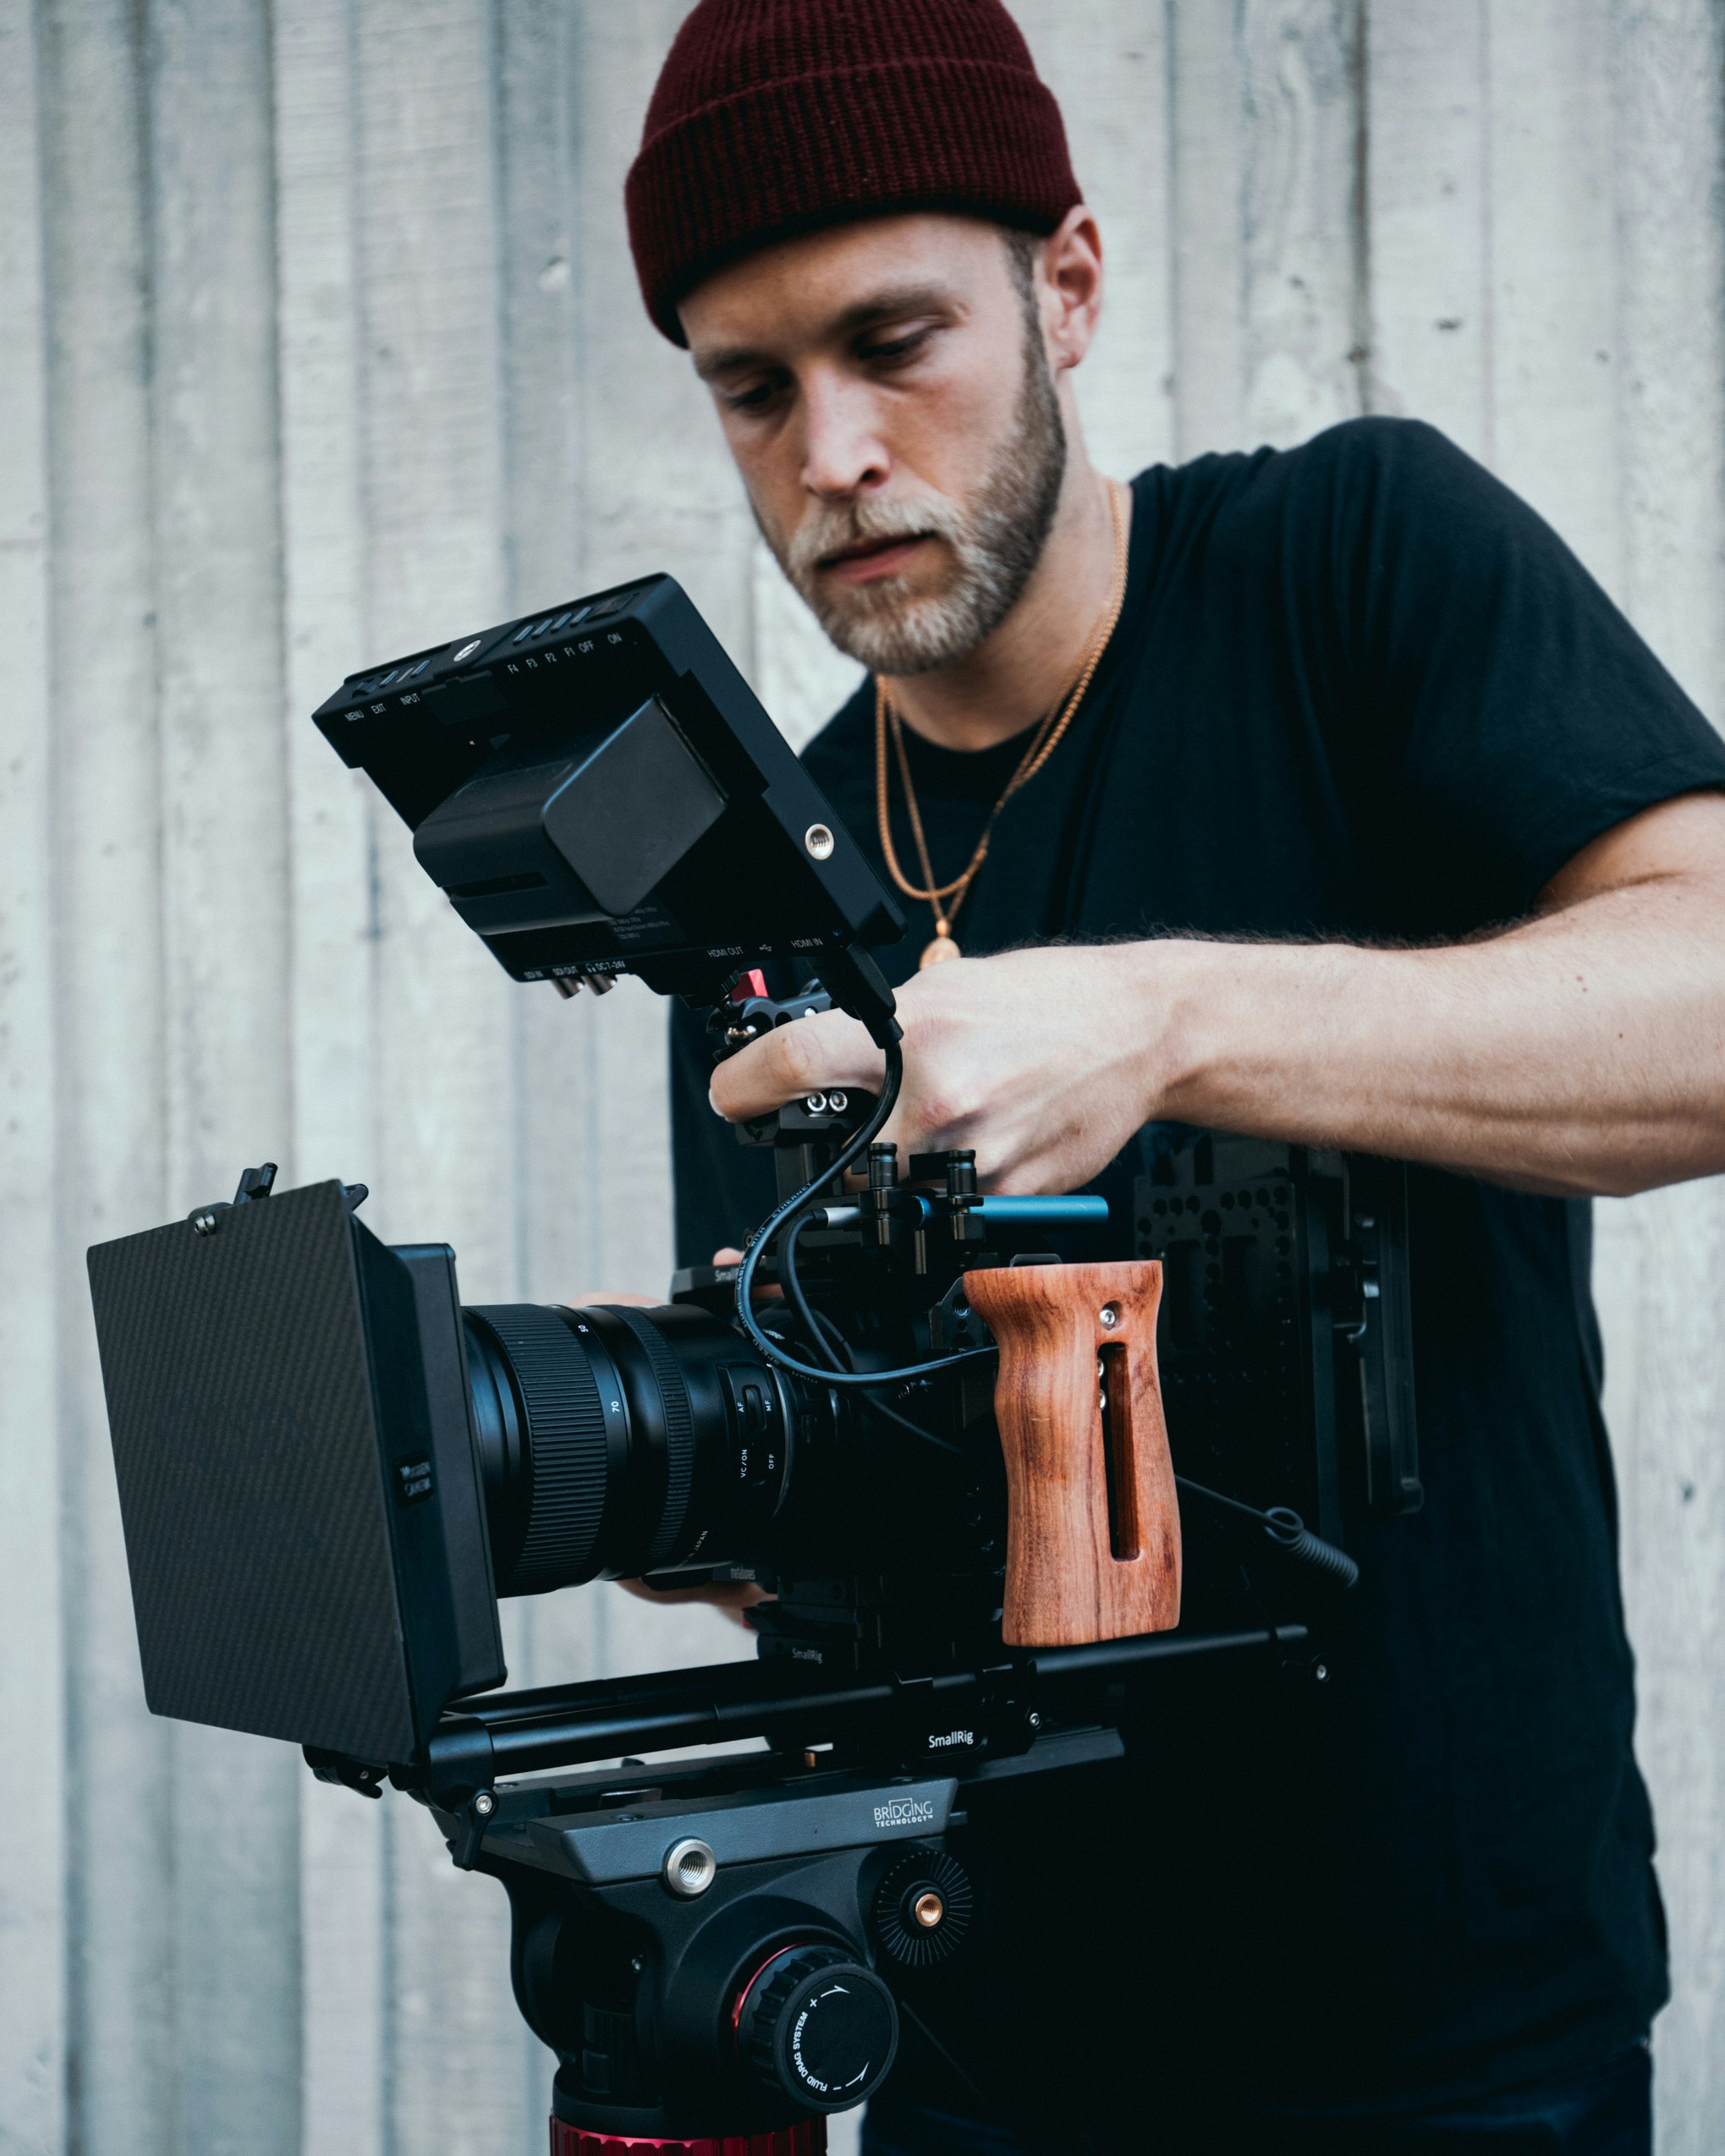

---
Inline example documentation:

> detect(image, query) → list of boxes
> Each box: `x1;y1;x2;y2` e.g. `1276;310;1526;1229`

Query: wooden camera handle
963;1259;1181;1649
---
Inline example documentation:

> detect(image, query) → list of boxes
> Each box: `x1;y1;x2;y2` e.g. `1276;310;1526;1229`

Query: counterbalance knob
735;1943;898;2114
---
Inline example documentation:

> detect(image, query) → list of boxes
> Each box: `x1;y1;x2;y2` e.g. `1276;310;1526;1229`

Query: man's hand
707;793;1725;1201
614;1573;770;1626
710;945;1183;1194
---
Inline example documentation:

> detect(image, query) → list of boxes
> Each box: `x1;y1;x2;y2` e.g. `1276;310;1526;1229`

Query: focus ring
597;1304;695;1569
468;1305;607;1593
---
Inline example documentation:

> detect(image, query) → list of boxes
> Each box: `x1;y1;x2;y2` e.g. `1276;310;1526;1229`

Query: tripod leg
550;2118;827;2153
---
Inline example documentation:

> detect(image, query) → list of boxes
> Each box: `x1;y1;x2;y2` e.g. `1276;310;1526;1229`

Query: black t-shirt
668;419;1725;2123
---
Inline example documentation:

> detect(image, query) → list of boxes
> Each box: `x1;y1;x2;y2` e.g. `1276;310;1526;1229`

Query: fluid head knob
734;1942;898;2114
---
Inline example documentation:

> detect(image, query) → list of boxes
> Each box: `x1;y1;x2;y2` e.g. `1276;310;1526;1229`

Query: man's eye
860;328;933;367
725;377;786;414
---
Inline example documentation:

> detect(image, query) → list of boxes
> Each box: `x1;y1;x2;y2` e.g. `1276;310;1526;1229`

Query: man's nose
799;374;890;501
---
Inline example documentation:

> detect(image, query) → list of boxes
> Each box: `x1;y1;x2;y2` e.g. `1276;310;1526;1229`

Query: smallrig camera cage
87;1180;504;1764
312;573;904;1021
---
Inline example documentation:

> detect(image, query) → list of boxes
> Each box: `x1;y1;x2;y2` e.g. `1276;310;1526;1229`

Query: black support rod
426;1625;1310;1785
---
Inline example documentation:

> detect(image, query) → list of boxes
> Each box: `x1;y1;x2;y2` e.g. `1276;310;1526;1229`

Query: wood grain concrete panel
276;0;380;1196
350;0;516;1295
349;3;531;2146
495;0;607;1352
1238;0;1367;447
1597;1182;1725;2154
271;2;389;2147
350;0;512;657
352;0;515;1285
569;1;726;1319
1019;0;1178;479
297;1777;387;2156
144;3;300;2146
572;1;752;645
149;0;292;1204
0;3;67;2147
1596;6;1725;2143
1168;0;1250;455
1607;0;1725;720
1483;0;1623;599
36;3;175;2148
1363;0;1492;461
497;0;585;621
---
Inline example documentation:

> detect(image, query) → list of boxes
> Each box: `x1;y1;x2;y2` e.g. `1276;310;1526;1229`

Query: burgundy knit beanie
626;0;1081;345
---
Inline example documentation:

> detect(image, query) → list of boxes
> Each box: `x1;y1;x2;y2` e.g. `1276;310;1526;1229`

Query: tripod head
385;1660;1294;2145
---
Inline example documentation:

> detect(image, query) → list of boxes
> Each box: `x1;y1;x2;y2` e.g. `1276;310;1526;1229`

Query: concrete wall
1;3;1721;2150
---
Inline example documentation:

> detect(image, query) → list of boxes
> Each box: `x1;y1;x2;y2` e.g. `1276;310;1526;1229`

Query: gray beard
759;326;1068;677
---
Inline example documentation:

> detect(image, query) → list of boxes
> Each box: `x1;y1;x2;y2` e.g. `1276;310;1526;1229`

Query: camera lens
463;1303;793;1595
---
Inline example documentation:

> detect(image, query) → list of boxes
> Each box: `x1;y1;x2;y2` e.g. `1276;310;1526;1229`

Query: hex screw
473;1791;496;1817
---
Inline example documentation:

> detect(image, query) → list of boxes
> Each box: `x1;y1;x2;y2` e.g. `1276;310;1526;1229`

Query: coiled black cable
1262;1506;1360;1589
1173;1474;1360;1590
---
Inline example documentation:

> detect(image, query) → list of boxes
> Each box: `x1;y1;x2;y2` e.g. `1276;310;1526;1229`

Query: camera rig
87;576;1418;2151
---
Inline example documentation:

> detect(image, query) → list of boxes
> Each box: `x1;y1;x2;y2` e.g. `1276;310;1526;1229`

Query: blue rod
971;1195;1109;1223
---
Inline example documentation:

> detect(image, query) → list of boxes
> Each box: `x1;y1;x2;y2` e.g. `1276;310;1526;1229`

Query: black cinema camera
86;576;1420;2152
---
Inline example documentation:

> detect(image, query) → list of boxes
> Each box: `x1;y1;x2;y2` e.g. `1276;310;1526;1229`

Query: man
620;3;1725;2149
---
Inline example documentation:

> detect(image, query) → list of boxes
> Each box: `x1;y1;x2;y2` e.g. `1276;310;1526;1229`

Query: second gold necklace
874;475;1130;969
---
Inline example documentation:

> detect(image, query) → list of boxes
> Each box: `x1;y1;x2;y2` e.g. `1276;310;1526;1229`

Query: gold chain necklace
875;475;1130;969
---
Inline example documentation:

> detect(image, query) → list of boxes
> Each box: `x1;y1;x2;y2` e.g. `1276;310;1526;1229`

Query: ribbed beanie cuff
626;1;1081;345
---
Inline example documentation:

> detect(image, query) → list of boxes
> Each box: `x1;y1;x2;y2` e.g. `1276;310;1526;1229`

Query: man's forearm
1153;880;1725;1199
707;796;1725;1201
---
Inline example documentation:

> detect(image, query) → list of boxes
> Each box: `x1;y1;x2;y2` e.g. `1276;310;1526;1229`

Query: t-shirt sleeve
1310;418;1725;924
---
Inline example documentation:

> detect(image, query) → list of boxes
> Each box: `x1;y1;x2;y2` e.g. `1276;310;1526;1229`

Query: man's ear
1038;206;1104;374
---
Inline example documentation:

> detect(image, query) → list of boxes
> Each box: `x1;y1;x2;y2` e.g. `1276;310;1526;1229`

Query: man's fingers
708;1007;882;1122
614;1576;772;1627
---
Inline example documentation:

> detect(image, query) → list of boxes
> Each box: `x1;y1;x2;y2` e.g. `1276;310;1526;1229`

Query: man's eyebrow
691;283;959;381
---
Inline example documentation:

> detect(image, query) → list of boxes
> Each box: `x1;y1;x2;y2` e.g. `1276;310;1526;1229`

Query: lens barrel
464;1303;794;1595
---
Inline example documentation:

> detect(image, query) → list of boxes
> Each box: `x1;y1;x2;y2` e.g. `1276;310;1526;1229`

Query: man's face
682;214;1066;675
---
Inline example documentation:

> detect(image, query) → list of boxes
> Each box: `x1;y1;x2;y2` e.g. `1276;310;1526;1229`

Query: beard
756;320;1069;677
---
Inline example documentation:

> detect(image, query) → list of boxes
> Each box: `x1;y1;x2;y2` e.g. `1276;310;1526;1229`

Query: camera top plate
313;574;904;1021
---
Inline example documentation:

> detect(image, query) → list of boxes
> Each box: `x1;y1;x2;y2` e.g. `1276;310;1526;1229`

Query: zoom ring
598;1303;696;1570
469;1305;608;1593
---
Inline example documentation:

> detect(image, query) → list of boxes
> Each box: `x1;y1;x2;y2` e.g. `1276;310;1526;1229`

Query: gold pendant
920;927;962;968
